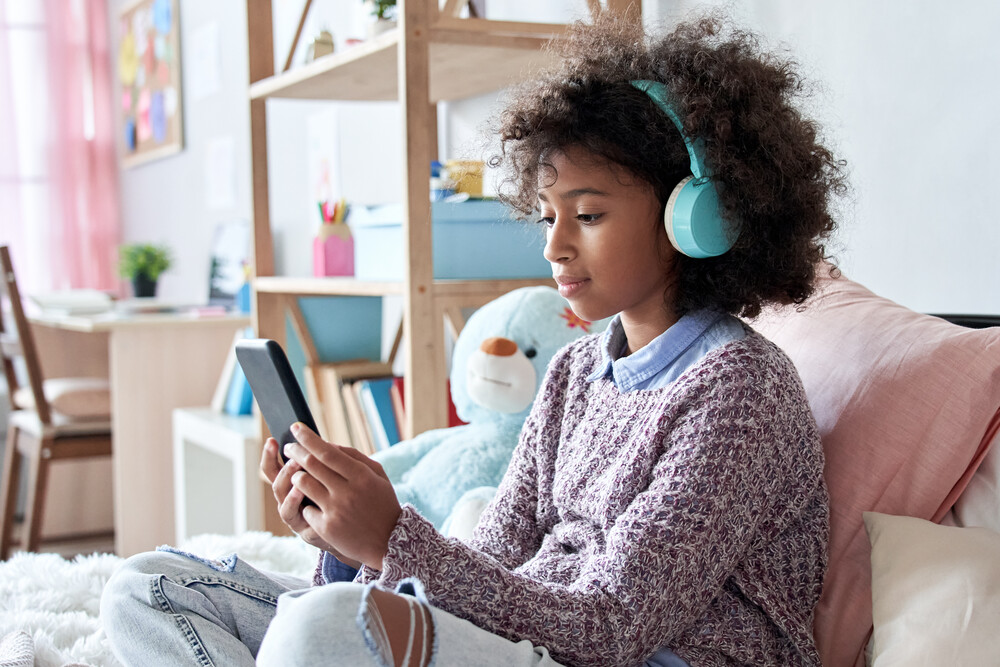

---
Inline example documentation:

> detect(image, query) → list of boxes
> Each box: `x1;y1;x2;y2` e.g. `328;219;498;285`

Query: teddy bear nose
480;336;519;357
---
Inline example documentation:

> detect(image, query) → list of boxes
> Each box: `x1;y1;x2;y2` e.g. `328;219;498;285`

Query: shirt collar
586;309;726;391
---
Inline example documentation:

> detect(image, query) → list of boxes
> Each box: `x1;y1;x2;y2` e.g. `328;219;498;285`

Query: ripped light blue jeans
100;548;563;667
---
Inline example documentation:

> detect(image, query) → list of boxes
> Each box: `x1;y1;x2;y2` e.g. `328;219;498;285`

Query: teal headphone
630;79;736;258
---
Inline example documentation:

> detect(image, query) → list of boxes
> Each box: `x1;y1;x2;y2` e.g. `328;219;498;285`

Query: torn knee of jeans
156;545;238;573
357;585;434;667
359;588;394;667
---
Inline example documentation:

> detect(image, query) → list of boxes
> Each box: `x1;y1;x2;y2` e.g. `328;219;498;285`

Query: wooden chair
0;246;113;559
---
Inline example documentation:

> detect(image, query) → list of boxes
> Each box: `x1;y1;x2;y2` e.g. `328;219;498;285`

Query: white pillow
864;511;1000;666
951;428;1000;531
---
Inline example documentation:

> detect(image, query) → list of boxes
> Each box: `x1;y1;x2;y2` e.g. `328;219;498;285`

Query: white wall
650;0;1000;314
115;0;1000;315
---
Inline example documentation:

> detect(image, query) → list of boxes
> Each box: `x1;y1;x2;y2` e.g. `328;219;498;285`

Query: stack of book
304;360;393;456
304;362;466;456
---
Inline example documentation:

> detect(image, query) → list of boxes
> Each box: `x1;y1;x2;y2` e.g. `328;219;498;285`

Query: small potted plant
118;243;172;297
364;0;397;37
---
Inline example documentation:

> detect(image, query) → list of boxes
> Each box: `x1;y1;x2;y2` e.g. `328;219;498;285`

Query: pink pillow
752;269;1000;667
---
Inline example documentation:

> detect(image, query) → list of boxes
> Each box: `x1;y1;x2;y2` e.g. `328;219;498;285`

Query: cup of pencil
313;198;354;277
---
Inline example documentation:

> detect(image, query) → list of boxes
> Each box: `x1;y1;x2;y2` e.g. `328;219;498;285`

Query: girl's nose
543;217;573;264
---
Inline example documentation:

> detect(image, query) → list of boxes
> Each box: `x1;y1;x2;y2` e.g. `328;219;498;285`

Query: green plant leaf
118;243;173;281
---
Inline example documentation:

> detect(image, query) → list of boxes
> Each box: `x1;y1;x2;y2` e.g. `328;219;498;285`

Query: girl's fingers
278;475;318;529
284;423;366;485
271;457;302;504
282;483;309;514
290;469;326;505
260;438;283;483
338;444;390;481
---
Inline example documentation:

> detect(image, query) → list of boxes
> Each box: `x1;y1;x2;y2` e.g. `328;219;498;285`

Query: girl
102;13;843;667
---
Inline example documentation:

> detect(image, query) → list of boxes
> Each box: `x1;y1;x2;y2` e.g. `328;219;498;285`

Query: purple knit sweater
346;329;829;666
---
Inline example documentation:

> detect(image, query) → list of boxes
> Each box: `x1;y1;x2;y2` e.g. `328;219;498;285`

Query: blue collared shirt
587;309;746;392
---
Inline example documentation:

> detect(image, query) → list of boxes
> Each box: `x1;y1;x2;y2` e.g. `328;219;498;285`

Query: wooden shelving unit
244;0;638;441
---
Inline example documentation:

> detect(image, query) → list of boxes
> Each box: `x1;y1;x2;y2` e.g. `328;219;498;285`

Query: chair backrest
0;285;20;413
0;246;52;424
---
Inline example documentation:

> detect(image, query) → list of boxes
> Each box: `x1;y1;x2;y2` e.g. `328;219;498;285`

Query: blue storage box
349;200;549;281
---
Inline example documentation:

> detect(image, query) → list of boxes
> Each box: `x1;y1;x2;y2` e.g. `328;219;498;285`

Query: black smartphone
235;338;319;465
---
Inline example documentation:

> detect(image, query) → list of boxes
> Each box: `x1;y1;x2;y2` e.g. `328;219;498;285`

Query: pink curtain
0;0;24;264
43;0;121;291
0;0;120;294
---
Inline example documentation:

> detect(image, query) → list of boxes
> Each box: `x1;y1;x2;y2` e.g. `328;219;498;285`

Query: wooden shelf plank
252;276;553;298
249;24;561;103
250;29;399;101
430;40;555;101
254;276;404;296
430;16;567;37
432;277;555;297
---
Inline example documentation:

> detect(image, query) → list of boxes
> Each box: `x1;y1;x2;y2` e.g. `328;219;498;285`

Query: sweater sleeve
370;343;824;667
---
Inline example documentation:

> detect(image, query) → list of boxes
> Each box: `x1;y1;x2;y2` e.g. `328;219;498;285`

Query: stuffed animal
373;285;603;532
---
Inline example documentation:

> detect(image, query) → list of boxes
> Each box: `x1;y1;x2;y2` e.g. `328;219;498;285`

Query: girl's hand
282;423;402;570
259;437;358;567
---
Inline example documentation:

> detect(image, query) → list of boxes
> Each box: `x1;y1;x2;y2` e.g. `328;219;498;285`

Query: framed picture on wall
116;0;184;167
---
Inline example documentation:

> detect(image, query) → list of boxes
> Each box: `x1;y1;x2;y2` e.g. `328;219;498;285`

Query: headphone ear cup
663;176;734;258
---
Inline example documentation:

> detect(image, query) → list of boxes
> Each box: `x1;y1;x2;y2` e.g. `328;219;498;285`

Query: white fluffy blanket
0;532;319;667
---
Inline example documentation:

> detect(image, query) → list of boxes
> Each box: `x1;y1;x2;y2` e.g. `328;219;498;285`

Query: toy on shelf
443;159;484;198
313;198;354;277
305;29;334;62
372;286;607;533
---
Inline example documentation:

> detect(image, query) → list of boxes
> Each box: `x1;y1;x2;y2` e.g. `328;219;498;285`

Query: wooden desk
31;311;251;557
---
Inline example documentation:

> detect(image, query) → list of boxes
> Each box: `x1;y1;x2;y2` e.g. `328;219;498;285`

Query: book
211;330;242;412
222;327;254;416
356;377;401;451
390;376;407;440
303;364;354;449
224;364;254;416
342;380;375;456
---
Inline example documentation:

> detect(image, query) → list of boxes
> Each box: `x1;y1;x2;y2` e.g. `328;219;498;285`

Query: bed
2;268;998;667
0;532;319;666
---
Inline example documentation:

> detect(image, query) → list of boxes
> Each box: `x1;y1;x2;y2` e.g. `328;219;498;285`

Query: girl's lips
555;276;589;298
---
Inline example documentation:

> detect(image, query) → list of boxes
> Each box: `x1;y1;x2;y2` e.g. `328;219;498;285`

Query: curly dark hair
489;12;847;318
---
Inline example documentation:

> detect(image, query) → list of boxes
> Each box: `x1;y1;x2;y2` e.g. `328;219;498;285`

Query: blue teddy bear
373;286;603;533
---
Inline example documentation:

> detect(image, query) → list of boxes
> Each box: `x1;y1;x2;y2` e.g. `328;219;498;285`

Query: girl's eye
537;216;555;226
577;213;602;224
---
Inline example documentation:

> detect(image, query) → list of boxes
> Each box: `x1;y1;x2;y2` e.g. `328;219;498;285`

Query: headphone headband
630;79;708;180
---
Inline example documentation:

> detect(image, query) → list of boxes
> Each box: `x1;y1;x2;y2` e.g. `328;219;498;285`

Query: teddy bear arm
391;422;518;529
372;425;473;483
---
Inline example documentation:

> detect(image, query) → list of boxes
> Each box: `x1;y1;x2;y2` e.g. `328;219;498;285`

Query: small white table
172;407;263;542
